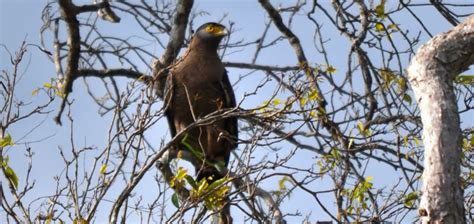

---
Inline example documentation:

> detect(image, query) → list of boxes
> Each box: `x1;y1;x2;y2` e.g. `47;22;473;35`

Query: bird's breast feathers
172;59;225;84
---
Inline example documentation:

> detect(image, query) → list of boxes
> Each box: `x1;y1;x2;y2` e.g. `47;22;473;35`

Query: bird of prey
164;22;238;183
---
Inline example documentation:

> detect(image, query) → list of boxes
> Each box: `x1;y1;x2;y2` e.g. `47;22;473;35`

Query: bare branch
55;0;81;125
223;62;299;72
76;69;150;83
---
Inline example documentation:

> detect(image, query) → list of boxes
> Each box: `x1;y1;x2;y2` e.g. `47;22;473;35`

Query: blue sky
1;0;473;223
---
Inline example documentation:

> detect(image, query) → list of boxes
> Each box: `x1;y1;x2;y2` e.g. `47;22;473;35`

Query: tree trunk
407;15;474;223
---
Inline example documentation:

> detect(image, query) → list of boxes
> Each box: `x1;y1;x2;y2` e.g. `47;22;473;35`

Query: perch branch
54;0;121;125
153;0;194;98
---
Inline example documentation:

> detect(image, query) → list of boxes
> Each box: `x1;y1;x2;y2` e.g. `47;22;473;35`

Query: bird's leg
156;146;181;184
157;147;175;165
156;149;176;185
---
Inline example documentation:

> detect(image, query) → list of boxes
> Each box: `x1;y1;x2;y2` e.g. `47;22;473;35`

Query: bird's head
191;23;228;51
195;22;228;39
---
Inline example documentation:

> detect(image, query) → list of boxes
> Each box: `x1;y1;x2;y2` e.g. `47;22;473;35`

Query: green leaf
4;165;19;189
470;132;474;147
55;89;66;98
357;121;365;133
184;175;198;189
1;155;7;165
32;88;40;96
330;148;340;160
348;138;354;149
171;193;180;208
357;121;370;136
396;77;407;92
176;167;187;180
278;177;289;191
403;94;412;104
387;23;399;31
207;177;226;192
308;88;320;101
380;68;395;90
365;176;373;182
170;167;187;188
44;82;53;89
299;97;306;107
99;163;107;175
326;65;336;75
375;1;385;19
347;205;353;215
362;177;373;191
375;23;384;32
414;136;420;146
0;134;14;147
272;98;282;106
404;191;418;207
463;138;469;150
195;178;209;196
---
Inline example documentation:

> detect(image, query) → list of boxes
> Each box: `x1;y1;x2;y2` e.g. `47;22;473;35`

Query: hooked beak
214;27;228;37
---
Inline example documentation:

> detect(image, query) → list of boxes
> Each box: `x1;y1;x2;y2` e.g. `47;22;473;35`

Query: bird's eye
206;25;215;33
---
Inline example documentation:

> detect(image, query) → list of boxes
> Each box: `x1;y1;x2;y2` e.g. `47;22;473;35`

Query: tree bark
407;15;474;223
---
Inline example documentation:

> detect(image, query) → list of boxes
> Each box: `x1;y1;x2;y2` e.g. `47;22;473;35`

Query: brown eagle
164;22;238;183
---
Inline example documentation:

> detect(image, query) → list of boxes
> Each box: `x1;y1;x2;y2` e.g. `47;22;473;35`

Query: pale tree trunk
407;15;474;223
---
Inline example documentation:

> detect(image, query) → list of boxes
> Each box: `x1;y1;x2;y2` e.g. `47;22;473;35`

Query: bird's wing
164;70;177;137
220;70;238;147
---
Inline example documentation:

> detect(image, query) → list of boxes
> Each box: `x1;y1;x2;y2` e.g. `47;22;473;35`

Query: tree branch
407;15;474;223
76;69;151;83
54;0;121;125
223;62;299;72
55;0;81;125
153;0;194;98
257;0;307;64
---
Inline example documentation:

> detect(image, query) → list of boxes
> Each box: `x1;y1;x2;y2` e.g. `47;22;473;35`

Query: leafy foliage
1;156;19;189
